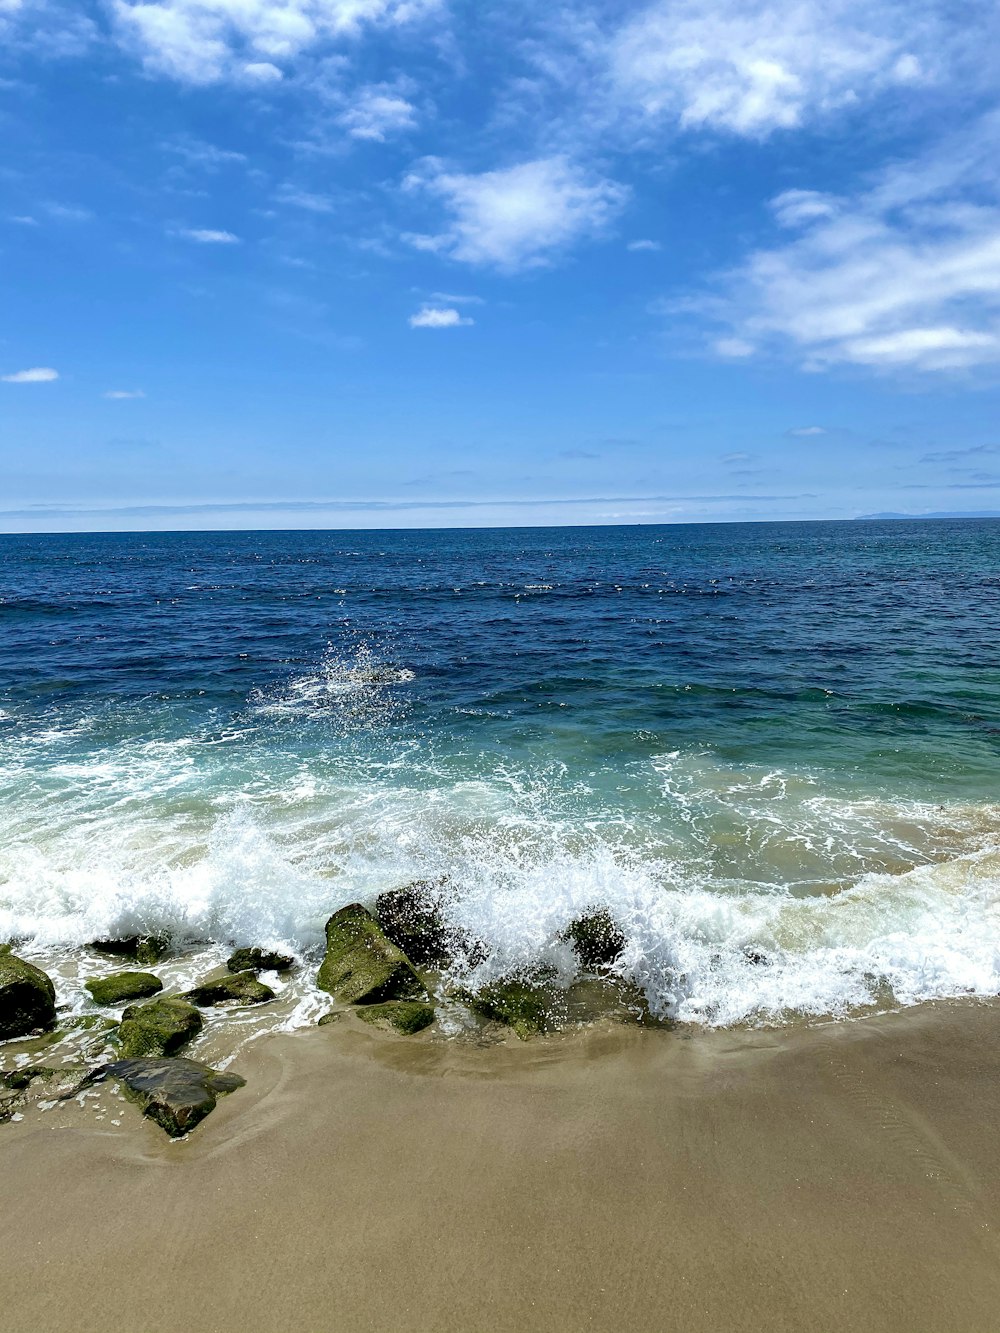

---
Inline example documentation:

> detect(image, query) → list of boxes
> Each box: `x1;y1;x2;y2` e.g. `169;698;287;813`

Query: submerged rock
85;971;163;1007
317;904;425;1005
90;935;169;966
226;947;294;974
462;973;558;1040
91;1057;245;1137
564;909;627;972
183;971;276;1007
118;997;203;1058
374;880;454;967
355;1000;436;1035
0;953;57;1040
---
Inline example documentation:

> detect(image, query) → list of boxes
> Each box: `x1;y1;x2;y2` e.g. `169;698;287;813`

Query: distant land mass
856;511;1000;520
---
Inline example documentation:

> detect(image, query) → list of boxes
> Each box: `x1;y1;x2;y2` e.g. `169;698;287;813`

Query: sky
2;0;1000;532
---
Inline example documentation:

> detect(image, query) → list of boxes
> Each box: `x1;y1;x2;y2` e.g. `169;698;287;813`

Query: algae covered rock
0;953;57;1040
317;1011;341;1027
317;903;425;1005
118;997;203;1058
374;880;453;966
95;1057;245;1137
90;935;169;966
226;947;294;974
564;909;626;972
355;1000;436;1035
183;971;276;1007
85;971;163;1007
463;973;557;1040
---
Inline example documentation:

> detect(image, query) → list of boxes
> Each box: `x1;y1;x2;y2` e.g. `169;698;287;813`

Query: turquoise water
2;520;999;1029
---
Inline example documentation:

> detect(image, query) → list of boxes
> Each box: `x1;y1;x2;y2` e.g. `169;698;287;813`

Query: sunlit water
2;520;999;1050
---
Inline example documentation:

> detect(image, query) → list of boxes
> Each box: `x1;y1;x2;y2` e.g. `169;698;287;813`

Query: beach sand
3;1000;1000;1332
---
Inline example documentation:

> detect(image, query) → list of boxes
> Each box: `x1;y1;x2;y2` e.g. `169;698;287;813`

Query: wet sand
3;1000;1000;1332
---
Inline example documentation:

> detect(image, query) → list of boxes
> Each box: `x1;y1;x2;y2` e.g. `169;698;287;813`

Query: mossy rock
85;971;163;1007
462;973;558;1040
1;1066;56;1091
118;997;203;1058
0;953;57;1040
182;971;276;1007
374;880;453;966
564;909;626;972
92;1057;245;1138
317;1011;341;1027
226;947;294;974
90;935;169;966
317;904;425;1005
354;1000;436;1035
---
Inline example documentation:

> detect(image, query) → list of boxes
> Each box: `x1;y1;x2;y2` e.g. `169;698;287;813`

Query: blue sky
2;0;1000;531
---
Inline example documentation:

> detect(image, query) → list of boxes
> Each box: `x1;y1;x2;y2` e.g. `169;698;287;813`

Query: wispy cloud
2;366;59;383
403;155;628;271
627;238;661;252
110;0;444;84
409;306;474;328
337;84;418;141
104;388;146;399
701;111;1000;372
177;227;240;243
788;425;827;436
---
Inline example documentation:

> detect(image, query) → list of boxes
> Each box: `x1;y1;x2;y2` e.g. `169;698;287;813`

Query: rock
226;947;294;974
375;880;486;968
117;997;203;1058
317;904;426;1005
0;953;57;1040
85;971;163;1007
742;947;771;967
462;973;557;1040
1;1066;56;1091
182;972;276;1007
90;1057;245;1137
354;1000;436;1035
564;909;627;972
90;935;169;966
317;1011;341;1027
374;880;453;966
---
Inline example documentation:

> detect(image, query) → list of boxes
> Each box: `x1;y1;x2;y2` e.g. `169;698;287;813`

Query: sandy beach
3;999;1000;1332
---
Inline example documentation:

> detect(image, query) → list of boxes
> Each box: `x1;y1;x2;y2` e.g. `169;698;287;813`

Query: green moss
117;997;203;1058
355;1000;436;1035
90;935;169;966
85;971;163;1007
0;953;57;1040
182;971;276;1007
317;1012;341;1027
462;974;557;1040
564;909;627;972
317;904;425;1005
226;947;294;974
1;1066;56;1091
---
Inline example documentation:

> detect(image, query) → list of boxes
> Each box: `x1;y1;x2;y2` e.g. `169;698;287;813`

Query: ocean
2;519;999;1039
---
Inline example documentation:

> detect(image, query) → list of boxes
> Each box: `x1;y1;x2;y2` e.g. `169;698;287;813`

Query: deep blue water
2;519;999;1027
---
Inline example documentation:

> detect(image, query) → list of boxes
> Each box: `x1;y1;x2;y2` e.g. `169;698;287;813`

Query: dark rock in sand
183;971;276;1007
226;947;294;974
117;997;203;1058
0;953;57;1040
317;903;426;1005
564;909;627;972
85;971;163;1007
90;935;169;966
92;1057;245;1137
462;972;557;1040
354;1000;436;1035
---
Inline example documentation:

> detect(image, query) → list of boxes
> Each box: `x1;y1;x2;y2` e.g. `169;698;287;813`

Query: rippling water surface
2;519;999;1034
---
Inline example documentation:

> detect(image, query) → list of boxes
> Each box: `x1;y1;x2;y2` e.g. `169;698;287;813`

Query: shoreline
3;998;1000;1331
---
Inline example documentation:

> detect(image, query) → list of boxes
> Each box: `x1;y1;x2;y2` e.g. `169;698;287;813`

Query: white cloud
714;337;755;357
607;0;931;137
2;366;58;382
111;0;443;84
104;389;146;399
627;238;661;252
276;186;335;213
408;306;473;328
788;425;827;436
8;215;38;226
430;291;483;305
338;84;417;140
178;227;240;243
706;112;1000;371
403;156;628;271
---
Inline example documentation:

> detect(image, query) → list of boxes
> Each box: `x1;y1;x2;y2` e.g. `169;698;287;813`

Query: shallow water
2;519;999;1041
